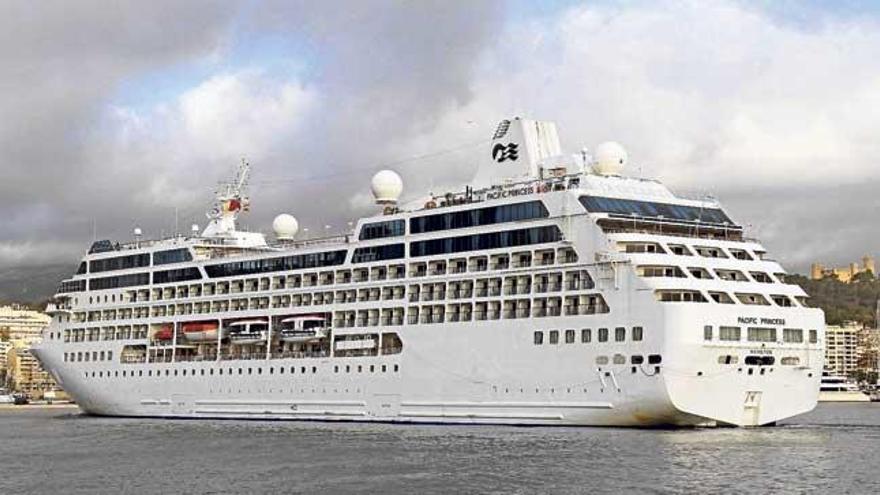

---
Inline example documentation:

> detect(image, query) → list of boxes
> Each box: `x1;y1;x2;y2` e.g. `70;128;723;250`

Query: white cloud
411;1;880;191
99;70;315;210
386;1;880;270
179;72;315;162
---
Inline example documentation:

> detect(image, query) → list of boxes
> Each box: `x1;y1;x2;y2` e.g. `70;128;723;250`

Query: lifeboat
154;325;173;341
227;319;269;345
182;321;225;342
279;315;329;343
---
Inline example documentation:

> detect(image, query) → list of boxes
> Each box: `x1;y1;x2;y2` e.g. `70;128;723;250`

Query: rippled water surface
2;403;879;494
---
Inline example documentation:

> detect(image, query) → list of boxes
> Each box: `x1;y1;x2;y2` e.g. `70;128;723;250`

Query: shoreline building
0;304;62;398
0;304;51;344
0;340;10;386
825;322;862;378
825;320;880;383
810;256;876;283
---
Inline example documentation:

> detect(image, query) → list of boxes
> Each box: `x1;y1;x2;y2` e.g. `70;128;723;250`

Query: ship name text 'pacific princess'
33;117;825;426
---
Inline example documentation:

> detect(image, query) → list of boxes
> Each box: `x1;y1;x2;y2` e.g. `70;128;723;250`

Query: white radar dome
592;141;628;176
371;170;403;204
272;214;299;240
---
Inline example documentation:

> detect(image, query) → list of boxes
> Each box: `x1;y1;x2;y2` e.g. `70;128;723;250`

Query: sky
1;0;879;301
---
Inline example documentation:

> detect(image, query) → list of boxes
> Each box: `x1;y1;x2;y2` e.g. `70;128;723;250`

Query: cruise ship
33;117;825;427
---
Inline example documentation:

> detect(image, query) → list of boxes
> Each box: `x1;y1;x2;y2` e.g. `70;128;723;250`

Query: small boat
181;321;226;342
279;315;329;343
153;325;174;341
227;319;269;345
818;370;871;402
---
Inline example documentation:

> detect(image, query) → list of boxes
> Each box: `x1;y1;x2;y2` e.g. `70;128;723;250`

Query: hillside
788;274;880;327
0;263;73;308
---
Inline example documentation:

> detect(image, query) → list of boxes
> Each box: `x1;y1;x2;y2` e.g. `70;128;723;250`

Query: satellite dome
593;141;628;176
272;214;299;240
371;170;403;204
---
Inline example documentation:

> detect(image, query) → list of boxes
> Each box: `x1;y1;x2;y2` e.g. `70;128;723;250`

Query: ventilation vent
493;119;511;140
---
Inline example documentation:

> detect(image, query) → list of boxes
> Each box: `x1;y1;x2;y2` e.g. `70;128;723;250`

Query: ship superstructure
33;118;825;426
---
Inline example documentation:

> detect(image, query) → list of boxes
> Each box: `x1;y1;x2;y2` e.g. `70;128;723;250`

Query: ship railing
273;350;331;359
173;354;219;362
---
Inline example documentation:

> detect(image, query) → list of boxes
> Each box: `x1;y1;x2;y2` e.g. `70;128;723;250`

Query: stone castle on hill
811;256;876;283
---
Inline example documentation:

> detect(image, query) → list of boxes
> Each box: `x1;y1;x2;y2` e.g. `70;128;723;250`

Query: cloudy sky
1;0;879;300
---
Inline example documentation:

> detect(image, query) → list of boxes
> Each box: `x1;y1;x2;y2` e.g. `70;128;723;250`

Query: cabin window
730;249;753;260
615;327;626;342
565;329;575;344
352;244;405;263
656;290;708;303
549;330;559;344
598;328;609;342
695;246;729;259
153;267;201;284
783;328;803;343
204;250;347;278
704;325;713;341
534;331;544;345
639;266;686;278
153;248;192;265
89;252;150;273
648;354;662;364
771;295;794;307
717;355;739;365
632;326;643;341
596;356;609;365
781;357;800;366
581;328;592;343
580;196;733;225
359;219;405;240
410;201;548;234
736;293;771;306
668;244;692;256
410;226;562;257
709;292;735;304
631;355;644;365
719;326;741;341
747;327;776;343
809;329;818;344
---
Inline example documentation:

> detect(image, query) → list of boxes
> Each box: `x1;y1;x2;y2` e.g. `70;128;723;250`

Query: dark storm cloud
0;1;233;259
0;0;502;289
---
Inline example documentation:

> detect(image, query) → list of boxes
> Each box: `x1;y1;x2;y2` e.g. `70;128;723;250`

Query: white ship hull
34;302;822;427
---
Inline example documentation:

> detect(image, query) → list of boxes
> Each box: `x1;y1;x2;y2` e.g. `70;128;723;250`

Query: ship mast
201;159;251;237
